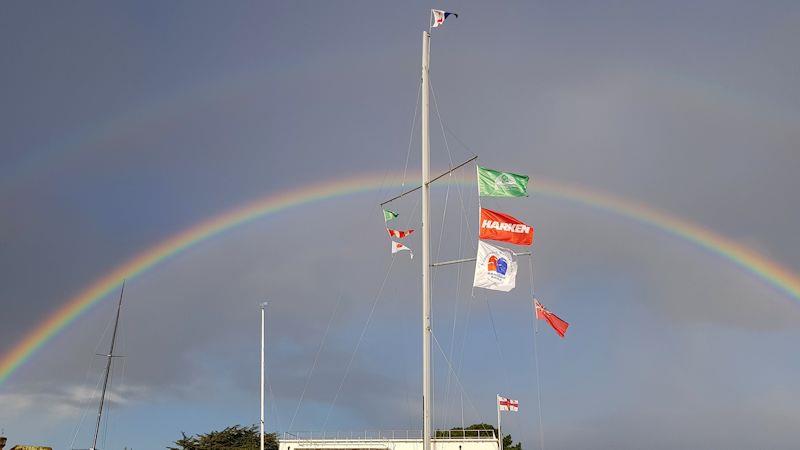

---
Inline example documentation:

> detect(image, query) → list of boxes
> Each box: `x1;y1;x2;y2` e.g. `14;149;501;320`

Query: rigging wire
442;189;473;427
70;359;107;449
265;306;284;432
373;80;422;225
441;196;464;427
268;376;282;432
453;294;475;429
287;294;342;431
430;79;479;429
401;81;423;191
69;301;118;448
425;92;480;162
394;260;419;430
484;295;511;389
430;174;453;430
431;84;540;439
450;184;478;414
455;292;474;389
118;316;127;404
321;192;419;431
373;169;391;218
433;181;451;273
430;81;478;246
429;82;461;175
404;196;422;428
528;254;545;450
431;79;491;429
370;79;422;429
430;331;481;421
321;257;397;431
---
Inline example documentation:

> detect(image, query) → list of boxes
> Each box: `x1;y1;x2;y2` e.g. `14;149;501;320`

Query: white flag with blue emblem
473;241;517;292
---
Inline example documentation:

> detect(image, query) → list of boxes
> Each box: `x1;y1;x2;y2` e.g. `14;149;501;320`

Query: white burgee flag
473;241;517;292
391;241;413;259
432;10;458;28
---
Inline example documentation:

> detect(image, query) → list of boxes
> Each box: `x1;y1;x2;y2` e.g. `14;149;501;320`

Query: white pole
497;398;502;450
421;29;432;450
261;301;268;450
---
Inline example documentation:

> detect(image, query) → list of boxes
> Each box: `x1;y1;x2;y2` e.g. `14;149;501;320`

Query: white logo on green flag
383;209;399;222
477;166;529;197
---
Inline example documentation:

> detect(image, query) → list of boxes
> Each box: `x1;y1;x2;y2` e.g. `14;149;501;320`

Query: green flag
477;166;529;197
383;209;399;222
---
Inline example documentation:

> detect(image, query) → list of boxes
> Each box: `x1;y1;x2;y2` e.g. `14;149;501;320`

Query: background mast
91;280;125;450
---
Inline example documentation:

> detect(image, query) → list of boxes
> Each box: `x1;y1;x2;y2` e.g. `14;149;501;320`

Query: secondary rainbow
2;172;799;386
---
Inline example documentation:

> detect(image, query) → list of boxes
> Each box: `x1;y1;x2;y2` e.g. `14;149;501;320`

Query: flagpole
421;27;433;450
496;398;502;450
260;301;268;450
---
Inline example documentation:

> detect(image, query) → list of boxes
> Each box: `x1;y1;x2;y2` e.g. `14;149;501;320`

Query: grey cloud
1;1;799;449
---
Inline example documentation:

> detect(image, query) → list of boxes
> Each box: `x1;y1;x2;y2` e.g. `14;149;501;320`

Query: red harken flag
479;208;533;246
535;299;569;338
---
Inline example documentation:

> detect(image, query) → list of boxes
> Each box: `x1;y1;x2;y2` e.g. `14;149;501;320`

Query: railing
434;429;497;439
283;429;496;441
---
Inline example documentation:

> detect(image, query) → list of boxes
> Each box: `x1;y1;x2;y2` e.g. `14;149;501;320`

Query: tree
439;423;521;450
168;424;278;450
503;434;521;450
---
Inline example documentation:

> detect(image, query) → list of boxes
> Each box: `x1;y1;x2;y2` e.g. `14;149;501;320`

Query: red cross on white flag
497;395;519;412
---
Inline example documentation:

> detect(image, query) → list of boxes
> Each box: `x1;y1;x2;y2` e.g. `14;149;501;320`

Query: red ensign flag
534;299;569;338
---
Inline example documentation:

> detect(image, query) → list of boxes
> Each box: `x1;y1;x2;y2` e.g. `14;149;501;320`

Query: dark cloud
1;1;799;449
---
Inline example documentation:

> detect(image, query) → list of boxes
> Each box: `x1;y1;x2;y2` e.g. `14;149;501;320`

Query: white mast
421;29;432;450
260;301;268;450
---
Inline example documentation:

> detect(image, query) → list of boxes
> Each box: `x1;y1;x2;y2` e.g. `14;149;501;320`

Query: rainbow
2;172;799;386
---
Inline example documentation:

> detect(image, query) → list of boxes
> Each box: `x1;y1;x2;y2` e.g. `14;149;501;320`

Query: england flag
497;395;519;412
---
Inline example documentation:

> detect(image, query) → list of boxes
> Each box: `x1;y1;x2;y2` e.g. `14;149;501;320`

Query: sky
1;1;799;449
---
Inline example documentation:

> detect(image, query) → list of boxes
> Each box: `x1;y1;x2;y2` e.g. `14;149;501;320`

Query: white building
280;430;499;450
